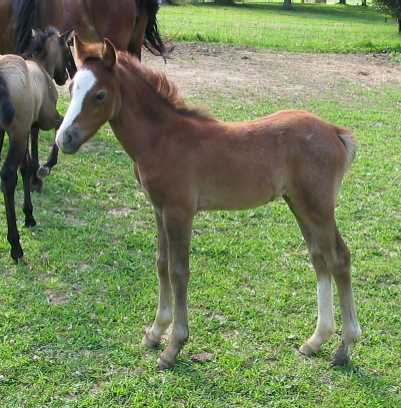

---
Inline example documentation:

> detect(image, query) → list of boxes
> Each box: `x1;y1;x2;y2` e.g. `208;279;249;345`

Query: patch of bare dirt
143;43;401;103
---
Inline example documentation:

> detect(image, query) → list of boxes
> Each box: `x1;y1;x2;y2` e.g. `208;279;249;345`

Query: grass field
159;3;401;53
0;3;401;407
0;75;400;406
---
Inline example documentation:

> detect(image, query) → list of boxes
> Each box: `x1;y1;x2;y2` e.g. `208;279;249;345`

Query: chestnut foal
56;38;361;369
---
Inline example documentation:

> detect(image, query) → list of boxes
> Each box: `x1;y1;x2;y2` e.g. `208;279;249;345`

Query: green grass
0;79;400;406
159;3;401;53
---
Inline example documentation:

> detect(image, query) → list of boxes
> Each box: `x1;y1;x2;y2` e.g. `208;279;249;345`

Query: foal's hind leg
1;138;26;261
330;228;361;366
285;197;336;356
20;149;36;228
285;196;361;364
142;209;173;349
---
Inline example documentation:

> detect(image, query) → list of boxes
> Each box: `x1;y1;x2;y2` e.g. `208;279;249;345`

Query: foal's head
24;27;73;86
56;37;121;154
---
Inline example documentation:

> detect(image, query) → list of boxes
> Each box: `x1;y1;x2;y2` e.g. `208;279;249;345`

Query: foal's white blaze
56;69;97;145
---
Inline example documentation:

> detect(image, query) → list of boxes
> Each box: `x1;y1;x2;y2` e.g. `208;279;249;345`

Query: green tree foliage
374;0;401;32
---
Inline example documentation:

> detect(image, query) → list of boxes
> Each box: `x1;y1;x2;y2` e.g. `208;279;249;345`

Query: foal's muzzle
56;126;83;154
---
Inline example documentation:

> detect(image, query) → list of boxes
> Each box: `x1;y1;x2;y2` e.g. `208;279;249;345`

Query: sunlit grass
159;3;401;53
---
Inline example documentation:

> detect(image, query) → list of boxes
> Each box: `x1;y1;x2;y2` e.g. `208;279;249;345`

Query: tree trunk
361;0;366;5
283;0;292;10
338;0;346;4
399;18;401;34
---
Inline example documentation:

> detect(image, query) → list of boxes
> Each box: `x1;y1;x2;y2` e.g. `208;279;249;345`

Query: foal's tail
0;75;15;129
337;128;357;171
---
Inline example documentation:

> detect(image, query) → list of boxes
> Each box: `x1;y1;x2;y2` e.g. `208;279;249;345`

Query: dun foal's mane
116;52;213;121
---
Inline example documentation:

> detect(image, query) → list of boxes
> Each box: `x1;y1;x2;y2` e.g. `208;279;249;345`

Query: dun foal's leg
37;142;59;180
1;138;26;261
30;124;43;193
0;129;5;159
20;149;36;228
142;210;173;348
157;207;193;370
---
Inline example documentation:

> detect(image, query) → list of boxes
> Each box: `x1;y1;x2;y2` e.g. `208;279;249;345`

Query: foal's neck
110;65;190;161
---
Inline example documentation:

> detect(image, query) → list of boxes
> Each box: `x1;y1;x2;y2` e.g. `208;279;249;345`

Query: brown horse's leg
20;149;36;228
1;137;26;262
142;208;172;349
157;207;193;370
285;195;361;365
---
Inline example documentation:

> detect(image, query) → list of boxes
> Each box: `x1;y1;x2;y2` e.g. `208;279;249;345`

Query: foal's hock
56;38;361;370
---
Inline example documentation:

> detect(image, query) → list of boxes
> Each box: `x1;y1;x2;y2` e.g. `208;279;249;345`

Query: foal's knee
157;255;168;274
327;237;351;280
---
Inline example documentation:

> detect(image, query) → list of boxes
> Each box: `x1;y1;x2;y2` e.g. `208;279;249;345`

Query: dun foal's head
24;27;73;86
56;37;120;154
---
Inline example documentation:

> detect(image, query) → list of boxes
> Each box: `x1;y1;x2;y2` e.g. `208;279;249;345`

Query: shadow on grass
333;364;401;403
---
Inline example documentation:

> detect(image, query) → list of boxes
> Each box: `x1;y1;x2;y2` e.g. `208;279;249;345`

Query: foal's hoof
37;166;50;179
332;343;350;367
299;343;317;358
31;177;43;193
142;332;160;349
25;217;37;228
157;354;175;370
11;245;24;263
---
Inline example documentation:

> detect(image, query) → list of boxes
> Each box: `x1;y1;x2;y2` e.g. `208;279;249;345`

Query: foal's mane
116;52;212;121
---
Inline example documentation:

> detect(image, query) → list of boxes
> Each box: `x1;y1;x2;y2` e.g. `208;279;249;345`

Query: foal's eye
95;90;107;102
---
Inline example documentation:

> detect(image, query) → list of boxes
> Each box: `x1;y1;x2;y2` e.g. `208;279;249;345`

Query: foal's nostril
65;130;73;144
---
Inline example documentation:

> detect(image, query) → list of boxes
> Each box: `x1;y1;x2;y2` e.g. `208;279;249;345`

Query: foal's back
0;54;59;135
184;110;350;211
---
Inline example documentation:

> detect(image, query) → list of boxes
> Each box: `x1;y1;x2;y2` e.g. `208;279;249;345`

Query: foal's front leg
30;124;43;193
157;207;193;370
142;209;172;348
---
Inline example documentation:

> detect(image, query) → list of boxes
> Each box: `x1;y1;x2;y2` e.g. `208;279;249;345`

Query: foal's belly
197;179;283;211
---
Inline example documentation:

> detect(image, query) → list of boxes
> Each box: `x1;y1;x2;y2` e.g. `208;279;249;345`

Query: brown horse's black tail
0;76;15;129
12;0;39;54
140;0;170;57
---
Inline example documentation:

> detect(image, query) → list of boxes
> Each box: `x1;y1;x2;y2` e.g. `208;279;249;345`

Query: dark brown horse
56;38;361;370
62;0;168;59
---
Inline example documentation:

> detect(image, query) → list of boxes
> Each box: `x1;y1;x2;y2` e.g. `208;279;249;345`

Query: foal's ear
102;39;116;70
74;35;98;64
59;29;74;45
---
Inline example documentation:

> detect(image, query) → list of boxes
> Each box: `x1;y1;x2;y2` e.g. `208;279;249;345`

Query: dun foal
0;28;66;261
56;38;362;369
